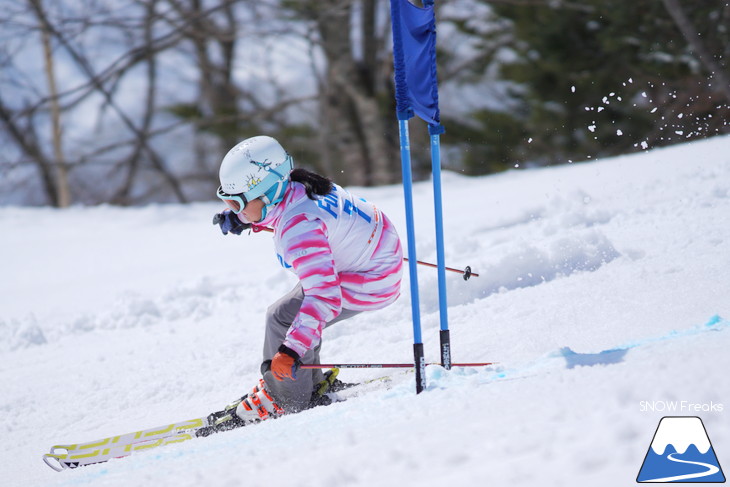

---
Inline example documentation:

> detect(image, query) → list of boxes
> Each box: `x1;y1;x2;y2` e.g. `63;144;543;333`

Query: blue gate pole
429;124;450;369
398;118;426;394
390;0;427;393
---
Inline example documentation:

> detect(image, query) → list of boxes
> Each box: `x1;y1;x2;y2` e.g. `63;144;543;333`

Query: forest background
1;0;728;207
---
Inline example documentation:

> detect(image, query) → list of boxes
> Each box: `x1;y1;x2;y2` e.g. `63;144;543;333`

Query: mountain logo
637;416;725;483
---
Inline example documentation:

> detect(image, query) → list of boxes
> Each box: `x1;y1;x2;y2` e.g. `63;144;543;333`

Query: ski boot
196;379;284;437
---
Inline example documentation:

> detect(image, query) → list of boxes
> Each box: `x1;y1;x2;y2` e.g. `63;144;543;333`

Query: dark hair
290;168;334;200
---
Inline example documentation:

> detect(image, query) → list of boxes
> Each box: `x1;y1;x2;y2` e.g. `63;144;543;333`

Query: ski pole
300;362;496;369
402;257;478;280
245;222;479;280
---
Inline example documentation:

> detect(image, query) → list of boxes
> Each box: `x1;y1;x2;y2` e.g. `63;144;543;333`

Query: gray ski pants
261;283;360;413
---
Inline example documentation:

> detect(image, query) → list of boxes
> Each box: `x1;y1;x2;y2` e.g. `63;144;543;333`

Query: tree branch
661;0;730;101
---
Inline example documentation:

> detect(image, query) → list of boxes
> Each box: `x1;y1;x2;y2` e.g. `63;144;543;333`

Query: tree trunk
32;0;71;207
661;0;730;102
316;0;398;186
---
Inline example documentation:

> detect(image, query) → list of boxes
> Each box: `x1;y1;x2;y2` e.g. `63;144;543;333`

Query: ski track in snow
1;136;730;486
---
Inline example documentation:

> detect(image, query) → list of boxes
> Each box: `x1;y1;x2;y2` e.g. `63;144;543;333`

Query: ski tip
43;453;67;472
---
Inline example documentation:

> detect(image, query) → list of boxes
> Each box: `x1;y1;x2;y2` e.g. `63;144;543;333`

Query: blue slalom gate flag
390;0;451;394
391;0;442;127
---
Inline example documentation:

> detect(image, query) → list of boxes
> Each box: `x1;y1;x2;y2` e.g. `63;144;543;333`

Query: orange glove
271;346;301;381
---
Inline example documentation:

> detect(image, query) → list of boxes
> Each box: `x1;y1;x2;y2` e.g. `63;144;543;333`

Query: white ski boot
197;379;284;437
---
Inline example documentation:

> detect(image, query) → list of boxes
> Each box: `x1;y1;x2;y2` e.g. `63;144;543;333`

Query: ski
43;370;389;472
43;417;209;471
43;394;261;472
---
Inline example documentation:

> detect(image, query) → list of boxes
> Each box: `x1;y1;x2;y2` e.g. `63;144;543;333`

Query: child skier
213;135;403;426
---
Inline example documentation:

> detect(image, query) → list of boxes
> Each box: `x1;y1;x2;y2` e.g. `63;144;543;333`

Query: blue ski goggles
216;186;248;214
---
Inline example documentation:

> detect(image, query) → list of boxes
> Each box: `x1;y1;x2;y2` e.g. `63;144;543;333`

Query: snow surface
2;136;730;486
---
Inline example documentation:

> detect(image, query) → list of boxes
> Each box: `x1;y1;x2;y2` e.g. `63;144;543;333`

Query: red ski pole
247;223;479;280
300;362;496;369
402;257;478;280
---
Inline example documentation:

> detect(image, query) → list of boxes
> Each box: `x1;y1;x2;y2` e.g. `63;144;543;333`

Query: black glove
213;210;250;235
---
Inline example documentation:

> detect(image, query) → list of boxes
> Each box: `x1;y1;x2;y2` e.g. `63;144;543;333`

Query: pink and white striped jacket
259;182;403;357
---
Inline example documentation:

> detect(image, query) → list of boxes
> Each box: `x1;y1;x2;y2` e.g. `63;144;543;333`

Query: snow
651;417;711;455
2;135;730;486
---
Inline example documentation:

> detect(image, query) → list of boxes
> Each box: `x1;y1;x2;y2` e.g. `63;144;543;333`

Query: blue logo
637;416;725;483
276;253;292;269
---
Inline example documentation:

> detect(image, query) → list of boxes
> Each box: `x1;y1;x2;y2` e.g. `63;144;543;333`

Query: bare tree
0;99;61;205
30;0;71;207
661;0;730;102
161;0;241;150
2;1;259;205
0;0;71;207
1;1;192;204
294;0;399;186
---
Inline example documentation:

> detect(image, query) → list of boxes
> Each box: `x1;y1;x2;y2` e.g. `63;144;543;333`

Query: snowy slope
2;136;729;487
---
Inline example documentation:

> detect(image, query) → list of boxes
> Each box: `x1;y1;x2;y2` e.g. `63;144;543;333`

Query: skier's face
240;198;265;223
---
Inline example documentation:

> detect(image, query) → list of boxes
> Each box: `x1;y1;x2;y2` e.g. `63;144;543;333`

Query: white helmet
217;136;293;212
